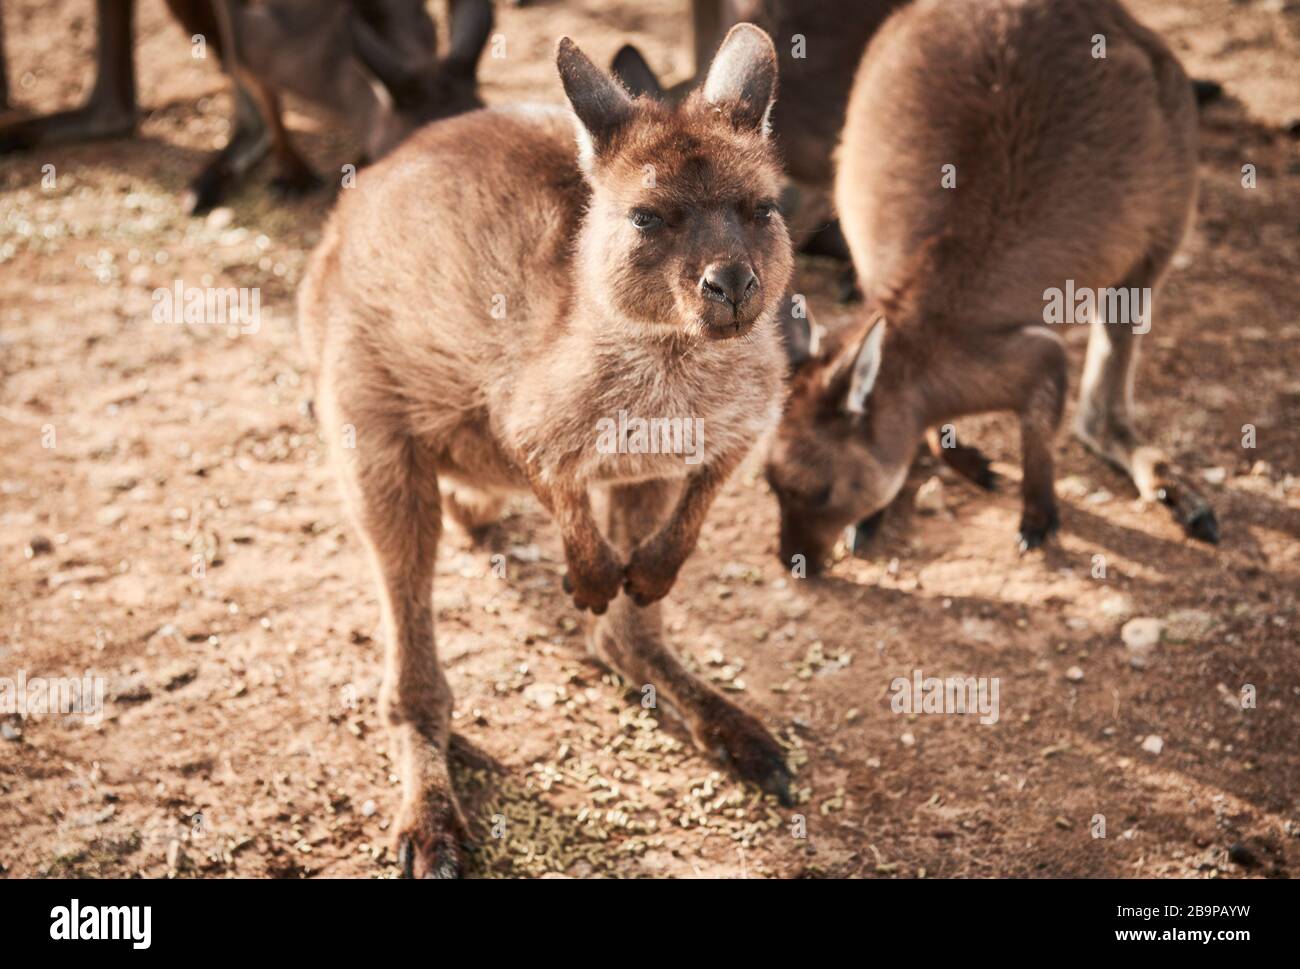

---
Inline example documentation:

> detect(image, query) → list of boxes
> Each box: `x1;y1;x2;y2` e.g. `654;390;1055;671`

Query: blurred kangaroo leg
182;0;278;213
1074;255;1218;543
926;425;998;491
0;0;136;152
183;79;269;213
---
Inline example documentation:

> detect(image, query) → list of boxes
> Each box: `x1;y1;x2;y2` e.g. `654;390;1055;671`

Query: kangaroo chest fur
496;320;785;491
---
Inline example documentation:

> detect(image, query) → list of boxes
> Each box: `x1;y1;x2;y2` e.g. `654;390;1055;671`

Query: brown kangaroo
766;0;1218;574
298;24;796;877
0;0;490;212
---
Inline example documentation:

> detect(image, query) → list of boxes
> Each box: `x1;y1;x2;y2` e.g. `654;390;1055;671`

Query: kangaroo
765;0;1218;573
187;0;491;210
298;25;795;877
0;0;490;212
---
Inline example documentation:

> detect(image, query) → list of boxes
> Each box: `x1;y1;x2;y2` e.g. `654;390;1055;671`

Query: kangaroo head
348;0;491;158
557;25;793;342
765;314;921;572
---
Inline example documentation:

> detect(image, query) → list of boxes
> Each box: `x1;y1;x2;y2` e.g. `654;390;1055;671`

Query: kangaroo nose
699;263;758;309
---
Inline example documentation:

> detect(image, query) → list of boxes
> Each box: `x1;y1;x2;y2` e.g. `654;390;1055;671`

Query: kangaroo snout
699;262;759;312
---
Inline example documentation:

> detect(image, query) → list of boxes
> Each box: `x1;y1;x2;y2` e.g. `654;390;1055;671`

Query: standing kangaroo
765;0;1218;572
298;25;795;877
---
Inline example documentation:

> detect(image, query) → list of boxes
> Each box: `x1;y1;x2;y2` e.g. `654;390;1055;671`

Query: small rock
1141;735;1164;755
110;675;152;704
900;731;916;747
1057;475;1091;500
160;665;198;691
205;206;235;230
24;535;53;559
1200;466;1227;485
1165;609;1214;644
1083;488;1113;505
523;683;558;709
166;839;187;872
1122;617;1164;668
507;544;542;563
1250;460;1273;478
1100;594;1134;620
1227;842;1258;868
1;720;21;742
361;799;377;818
1065;665;1085;683
97;506;126;527
914;476;945;513
48;565;110;589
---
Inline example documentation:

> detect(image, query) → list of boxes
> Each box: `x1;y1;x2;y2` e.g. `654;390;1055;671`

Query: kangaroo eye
754;201;778;222
630;210;663;231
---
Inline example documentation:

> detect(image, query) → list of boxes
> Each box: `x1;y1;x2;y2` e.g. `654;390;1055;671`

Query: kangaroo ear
701;23;777;134
444;0;493;79
826;316;886;415
776;289;819;371
611;44;665;100
557;37;635;170
349;10;423;102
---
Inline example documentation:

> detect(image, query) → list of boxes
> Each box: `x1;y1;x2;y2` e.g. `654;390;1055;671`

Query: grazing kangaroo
298;25;796;877
765;0;1218;573
0;0;490;212
188;0;491;210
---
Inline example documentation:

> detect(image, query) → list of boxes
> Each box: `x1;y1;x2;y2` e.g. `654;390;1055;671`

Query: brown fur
766;0;1216;572
298;26;796;877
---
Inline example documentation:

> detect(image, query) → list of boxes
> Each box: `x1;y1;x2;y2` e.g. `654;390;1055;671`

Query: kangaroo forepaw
561;553;622;614
622;535;692;607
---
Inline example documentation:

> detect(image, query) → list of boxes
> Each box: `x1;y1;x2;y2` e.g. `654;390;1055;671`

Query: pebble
523;683;558;709
48;566;110;588
914;476;945;513
1200;466;1227;485
361;799;377;818
1141;735;1164;755
1;721;21;742
205;206;235;230
24;535;53;559
507;544;542;563
1122;617;1164;669
1165;609;1214;644
97;507;126;527
1065;665;1085;682
166;839;187;872
1228;842;1258;868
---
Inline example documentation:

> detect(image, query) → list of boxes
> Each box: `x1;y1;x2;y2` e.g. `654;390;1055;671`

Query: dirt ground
1;0;1297;879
